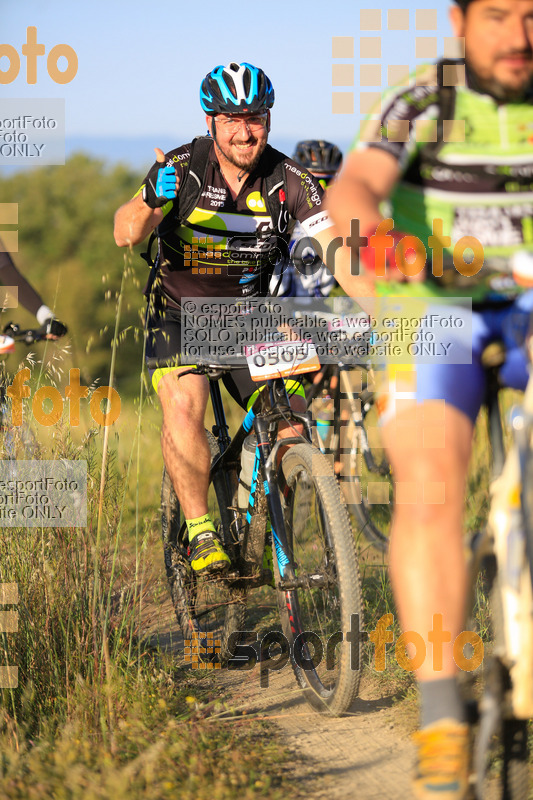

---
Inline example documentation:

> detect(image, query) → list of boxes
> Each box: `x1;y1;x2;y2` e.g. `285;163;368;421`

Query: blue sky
2;0;454;160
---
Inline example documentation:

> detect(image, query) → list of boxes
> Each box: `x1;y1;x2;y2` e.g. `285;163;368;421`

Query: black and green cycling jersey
355;60;533;302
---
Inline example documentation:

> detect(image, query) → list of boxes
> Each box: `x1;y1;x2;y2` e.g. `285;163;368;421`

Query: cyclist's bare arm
316;149;399;304
114;194;164;247
0;244;67;338
328;147;400;237
312;225;374;311
323;148;401;299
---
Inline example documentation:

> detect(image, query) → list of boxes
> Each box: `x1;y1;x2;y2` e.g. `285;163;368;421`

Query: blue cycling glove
142;161;177;208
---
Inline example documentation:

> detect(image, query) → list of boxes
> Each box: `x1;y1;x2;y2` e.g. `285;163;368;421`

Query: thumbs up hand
142;148;179;208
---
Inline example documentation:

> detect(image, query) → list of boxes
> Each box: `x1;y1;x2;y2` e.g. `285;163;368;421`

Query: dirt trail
217;666;414;799
142;592;416;800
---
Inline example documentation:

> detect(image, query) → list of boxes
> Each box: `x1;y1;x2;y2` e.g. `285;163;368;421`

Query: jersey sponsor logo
239;267;259;285
428;166;477;184
227;230;278;256
486;164;533;178
452;205;529;248
245;191;266;212
307;213;329;229
284;163;322;204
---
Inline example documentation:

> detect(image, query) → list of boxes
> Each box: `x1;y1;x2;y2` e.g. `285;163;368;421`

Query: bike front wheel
276;443;363;715
161;431;246;661
473;657;529;800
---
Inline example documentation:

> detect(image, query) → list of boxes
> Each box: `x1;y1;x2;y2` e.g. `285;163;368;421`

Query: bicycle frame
207;374;314;587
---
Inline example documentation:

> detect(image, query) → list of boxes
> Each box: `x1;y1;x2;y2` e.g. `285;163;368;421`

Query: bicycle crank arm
277;573;336;591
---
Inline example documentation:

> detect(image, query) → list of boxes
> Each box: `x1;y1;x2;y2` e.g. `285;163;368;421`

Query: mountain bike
464;338;533;799
150;342;363;715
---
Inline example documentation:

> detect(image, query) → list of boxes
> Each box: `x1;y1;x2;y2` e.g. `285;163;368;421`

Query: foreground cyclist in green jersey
327;1;533;797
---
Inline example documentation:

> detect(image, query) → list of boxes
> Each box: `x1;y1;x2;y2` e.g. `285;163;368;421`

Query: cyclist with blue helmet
114;62;337;575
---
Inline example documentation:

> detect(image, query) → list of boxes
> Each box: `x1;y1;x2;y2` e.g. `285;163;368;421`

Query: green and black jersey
138;140;331;308
355;61;533;301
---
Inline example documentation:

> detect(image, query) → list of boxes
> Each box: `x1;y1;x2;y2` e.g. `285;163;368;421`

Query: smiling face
207;112;269;173
450;0;533;100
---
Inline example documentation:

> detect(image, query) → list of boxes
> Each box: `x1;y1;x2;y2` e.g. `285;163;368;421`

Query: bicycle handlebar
2;322;45;345
146;354;247;373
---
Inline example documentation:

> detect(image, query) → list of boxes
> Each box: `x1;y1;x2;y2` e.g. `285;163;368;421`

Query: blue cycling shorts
375;292;533;426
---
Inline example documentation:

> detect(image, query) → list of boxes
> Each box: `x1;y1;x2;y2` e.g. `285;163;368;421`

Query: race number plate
245;340;320;381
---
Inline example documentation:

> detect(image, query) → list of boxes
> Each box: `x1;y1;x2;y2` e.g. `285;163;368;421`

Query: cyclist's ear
206;115;215;137
449;3;465;36
266;110;271;133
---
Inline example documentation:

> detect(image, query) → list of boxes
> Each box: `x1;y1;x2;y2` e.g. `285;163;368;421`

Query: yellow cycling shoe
188;530;230;574
412;718;470;800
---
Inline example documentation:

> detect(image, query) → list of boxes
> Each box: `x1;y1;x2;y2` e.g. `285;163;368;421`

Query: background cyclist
0;240;67;339
270;140;343;299
114;63;338;576
327;0;533;797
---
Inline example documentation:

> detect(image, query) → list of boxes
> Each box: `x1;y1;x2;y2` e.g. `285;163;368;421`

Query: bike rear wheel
276;442;362;715
309;367;393;552
161;431;246;661
340;377;393;552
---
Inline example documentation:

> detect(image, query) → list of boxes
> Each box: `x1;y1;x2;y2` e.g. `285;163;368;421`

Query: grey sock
419;677;466;728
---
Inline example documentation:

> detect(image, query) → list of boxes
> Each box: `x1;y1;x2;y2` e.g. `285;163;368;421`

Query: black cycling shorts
146;305;304;410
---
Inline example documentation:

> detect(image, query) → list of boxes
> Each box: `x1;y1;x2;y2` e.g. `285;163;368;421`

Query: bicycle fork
252;414;296;585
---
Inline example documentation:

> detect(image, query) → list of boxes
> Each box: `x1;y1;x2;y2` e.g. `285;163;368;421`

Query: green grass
0;374;298;800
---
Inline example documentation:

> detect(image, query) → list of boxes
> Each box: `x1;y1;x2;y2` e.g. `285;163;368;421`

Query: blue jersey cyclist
270;140;343;298
114;62;339;576
327;0;533;798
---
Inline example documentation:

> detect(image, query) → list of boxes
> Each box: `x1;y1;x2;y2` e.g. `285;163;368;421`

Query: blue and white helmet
200;62;275;115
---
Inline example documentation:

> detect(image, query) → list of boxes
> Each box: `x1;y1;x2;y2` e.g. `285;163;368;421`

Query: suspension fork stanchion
331;364;342;464
209;379;231;454
254;414;296;583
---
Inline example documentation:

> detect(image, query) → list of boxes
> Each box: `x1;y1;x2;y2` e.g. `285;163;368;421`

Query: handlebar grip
146;356;180;370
